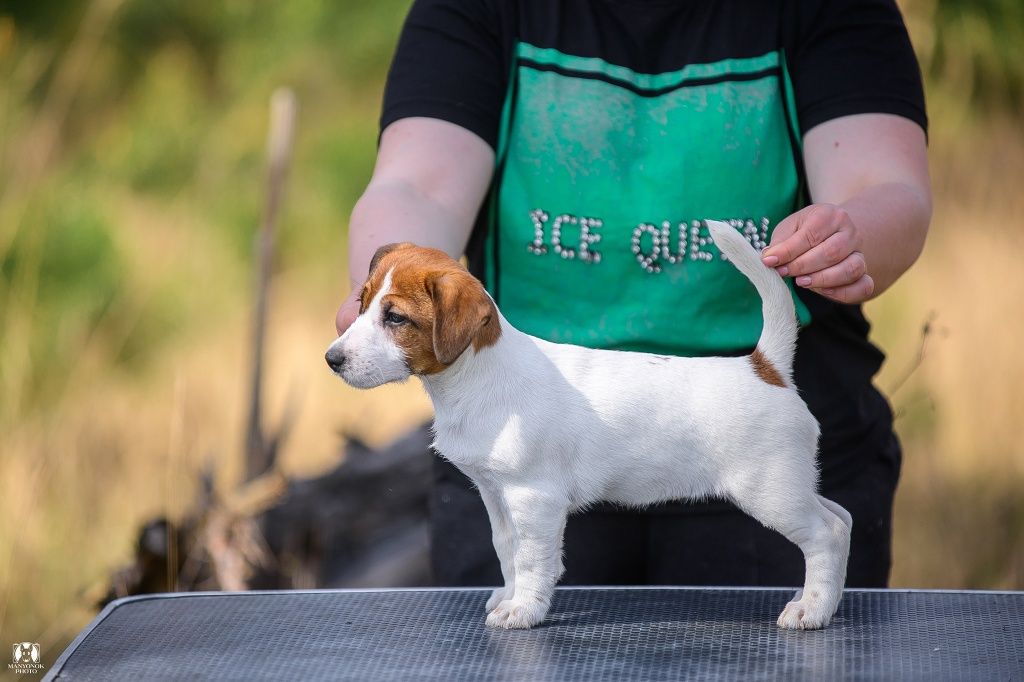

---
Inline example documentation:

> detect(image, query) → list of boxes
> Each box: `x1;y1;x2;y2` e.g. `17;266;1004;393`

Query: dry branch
245;88;299;482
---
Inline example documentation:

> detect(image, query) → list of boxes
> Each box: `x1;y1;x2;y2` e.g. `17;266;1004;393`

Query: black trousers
428;425;901;588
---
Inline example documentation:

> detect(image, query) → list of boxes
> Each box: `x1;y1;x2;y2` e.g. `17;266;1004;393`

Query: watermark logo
9;642;44;675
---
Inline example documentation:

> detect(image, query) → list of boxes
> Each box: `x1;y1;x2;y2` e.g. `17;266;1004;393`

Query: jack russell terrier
326;219;851;630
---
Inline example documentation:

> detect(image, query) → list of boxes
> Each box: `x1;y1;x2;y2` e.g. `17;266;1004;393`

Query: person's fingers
335;306;355;336
793;252;866;289
762;205;847;267
811;273;875;304
335;293;361;335
776;232;855;277
760;208;806;266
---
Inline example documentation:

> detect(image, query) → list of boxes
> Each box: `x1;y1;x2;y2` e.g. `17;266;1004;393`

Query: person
335;0;931;588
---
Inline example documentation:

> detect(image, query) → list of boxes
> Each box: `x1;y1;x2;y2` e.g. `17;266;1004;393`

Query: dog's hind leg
479;486;516;613
817;494;853;531
732;488;851;630
485;488;568;629
776;495;850;630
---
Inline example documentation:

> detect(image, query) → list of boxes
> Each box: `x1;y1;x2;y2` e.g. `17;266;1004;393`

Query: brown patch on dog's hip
750;348;786;387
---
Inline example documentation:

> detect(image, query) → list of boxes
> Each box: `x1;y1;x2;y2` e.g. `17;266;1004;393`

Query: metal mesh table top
46;587;1024;681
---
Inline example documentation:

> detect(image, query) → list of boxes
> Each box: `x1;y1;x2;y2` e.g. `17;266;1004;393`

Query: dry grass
867;115;1024;589
0;190;431;657
0;255;433;656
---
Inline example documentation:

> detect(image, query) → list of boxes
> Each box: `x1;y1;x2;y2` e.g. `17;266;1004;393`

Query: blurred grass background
0;0;1021;663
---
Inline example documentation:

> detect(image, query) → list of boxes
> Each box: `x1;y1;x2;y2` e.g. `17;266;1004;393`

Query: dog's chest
430;405;528;473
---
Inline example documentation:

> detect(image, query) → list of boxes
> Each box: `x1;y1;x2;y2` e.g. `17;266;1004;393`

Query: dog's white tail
705;219;797;383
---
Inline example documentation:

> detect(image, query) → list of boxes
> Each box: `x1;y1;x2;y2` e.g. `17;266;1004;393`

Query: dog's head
326;243;501;388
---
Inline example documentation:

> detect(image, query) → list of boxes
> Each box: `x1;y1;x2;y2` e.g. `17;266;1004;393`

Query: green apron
485;43;811;356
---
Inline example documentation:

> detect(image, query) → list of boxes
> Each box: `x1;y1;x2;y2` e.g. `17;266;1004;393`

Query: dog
326;219;851;630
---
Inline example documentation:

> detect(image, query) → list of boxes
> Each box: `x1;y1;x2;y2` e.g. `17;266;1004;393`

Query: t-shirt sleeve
380;0;507;149
791;0;928;135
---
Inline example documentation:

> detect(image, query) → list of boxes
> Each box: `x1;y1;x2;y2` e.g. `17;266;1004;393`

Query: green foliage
0;192;122;406
0;185;193;410
0;0;416;421
901;0;1024;118
94;49;209;195
3;195;120;316
0;0;86;45
928;0;1024;112
309;121;379;230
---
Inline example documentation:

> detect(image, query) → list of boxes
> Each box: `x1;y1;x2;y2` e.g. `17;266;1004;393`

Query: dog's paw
485;597;549;629
776;590;836;630
485;588;511;613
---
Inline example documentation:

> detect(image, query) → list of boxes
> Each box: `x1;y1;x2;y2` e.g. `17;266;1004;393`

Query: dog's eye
384;311;407;325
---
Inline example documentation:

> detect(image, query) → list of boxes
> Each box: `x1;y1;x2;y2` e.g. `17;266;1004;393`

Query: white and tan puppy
326;220;851;630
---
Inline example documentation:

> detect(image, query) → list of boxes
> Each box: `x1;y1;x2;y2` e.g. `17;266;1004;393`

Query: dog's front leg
479;487;515;613
485;489;568;630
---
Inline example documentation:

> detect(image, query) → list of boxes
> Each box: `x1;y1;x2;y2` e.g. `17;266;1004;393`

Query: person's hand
334;287;362;336
761;203;873;304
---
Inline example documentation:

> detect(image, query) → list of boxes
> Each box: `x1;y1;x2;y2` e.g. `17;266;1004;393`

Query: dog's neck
419;313;536;412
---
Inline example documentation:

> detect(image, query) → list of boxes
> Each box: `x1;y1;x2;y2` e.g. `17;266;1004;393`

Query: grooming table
46;588;1023;681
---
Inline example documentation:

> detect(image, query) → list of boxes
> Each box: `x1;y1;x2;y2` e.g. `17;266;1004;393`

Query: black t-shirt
384;0;926;147
380;0;926;484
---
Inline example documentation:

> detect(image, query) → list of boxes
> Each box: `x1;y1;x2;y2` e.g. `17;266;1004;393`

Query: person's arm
334;117;494;334
760;112;931;303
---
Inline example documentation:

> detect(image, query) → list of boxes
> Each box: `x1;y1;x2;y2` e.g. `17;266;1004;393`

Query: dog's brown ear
428;270;500;365
367;242;414;278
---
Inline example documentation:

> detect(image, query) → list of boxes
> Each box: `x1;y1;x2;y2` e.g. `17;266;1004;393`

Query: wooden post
245;88;297;482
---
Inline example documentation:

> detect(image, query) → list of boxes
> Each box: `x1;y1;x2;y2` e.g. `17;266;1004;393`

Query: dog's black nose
325;348;346;372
